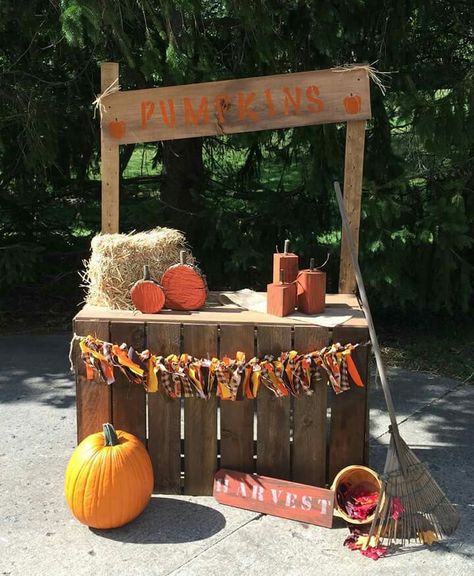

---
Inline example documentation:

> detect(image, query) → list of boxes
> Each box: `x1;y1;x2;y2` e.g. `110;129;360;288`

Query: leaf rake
334;181;459;547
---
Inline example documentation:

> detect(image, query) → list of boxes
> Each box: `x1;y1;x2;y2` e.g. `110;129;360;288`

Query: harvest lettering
140;85;325;130
215;477;330;515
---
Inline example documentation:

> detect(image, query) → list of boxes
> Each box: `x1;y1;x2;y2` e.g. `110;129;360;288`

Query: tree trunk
160;138;205;237
155;7;206;241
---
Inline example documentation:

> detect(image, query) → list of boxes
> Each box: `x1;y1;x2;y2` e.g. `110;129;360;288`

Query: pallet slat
292;326;330;487
147;322;182;493
219;324;255;473
74;319;111;442
109;322;146;444
183;324;218;495
327;325;370;483
256;326;292;480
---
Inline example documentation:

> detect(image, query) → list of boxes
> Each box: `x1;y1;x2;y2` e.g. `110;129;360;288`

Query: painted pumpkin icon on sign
343;94;362;114
108;119;126;139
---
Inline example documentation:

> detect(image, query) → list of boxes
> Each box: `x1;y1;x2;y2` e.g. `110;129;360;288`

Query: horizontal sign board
101;67;371;145
213;469;334;528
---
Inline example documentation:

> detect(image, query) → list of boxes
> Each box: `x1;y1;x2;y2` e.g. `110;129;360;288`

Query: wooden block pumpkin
297;258;326;314
267;269;297;317
64;423;153;529
161;250;207;311
130;265;166;313
273;239;299;284
297;270;326;314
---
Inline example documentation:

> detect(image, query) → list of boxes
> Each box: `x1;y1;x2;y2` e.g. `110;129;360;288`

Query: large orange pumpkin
64;423;153;529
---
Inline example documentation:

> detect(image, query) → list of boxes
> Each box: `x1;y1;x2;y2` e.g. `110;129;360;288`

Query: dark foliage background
0;0;472;331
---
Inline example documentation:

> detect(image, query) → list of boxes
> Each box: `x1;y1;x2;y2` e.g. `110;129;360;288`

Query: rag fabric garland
77;335;365;399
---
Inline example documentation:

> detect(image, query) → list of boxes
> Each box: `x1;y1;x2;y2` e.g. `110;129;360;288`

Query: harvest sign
101;67;370;145
213;469;334;527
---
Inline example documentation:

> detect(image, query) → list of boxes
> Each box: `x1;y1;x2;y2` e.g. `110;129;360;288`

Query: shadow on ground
91;497;226;544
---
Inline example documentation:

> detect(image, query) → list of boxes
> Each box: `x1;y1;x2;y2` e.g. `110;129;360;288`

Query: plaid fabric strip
341;358;350;391
229;366;243;401
154;357;176;398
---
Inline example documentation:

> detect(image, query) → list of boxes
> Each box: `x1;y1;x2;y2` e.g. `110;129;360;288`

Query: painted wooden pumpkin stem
310;257;315;271
143;265;151;281
103;423;120;446
284;239;290;254
180;250;186;265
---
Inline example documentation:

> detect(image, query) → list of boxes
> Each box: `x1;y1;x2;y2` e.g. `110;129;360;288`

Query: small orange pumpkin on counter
131;265;166;313
64;423;154;529
161;250;207;311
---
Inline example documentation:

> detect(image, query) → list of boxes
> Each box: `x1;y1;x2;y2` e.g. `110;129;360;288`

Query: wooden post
100;62;120;233
338;120;366;294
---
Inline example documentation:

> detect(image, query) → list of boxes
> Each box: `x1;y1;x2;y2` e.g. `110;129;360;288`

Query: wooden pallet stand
73;62;372;496
73;294;370;496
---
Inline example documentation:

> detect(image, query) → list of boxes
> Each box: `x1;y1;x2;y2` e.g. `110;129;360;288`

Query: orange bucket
331;465;383;525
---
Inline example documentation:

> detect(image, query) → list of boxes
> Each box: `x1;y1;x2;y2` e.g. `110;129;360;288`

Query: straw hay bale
82;228;193;310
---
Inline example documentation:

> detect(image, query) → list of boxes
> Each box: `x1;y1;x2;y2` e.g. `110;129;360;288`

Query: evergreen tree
1;0;472;315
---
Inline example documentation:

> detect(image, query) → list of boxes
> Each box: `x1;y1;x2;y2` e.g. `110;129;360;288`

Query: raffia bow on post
92;77;120;121
331;62;393;95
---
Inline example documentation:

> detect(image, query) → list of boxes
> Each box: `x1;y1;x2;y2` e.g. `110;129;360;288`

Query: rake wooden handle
334;181;400;435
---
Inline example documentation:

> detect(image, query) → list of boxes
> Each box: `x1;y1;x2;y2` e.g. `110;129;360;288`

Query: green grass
123;144;161;178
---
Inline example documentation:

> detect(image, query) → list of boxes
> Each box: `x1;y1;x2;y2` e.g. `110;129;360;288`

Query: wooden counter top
74;292;367;329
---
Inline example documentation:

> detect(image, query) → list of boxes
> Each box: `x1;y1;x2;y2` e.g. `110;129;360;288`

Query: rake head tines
368;431;460;547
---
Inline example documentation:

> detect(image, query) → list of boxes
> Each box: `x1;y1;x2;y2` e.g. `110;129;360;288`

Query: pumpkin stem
179;250;186;265
103;423;120;446
143;265;150;281
284;239;290;254
310;257;315;271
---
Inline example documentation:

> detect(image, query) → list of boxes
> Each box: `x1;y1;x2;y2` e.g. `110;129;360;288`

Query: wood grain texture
147;322;182;493
338;120;367;293
183;324;218;495
74;319;111;443
292;326;330;487
327;325;370;483
214;469;334;528
102;68;371;145
256;326;292;480
219;324;255;473
109;322;146;444
101;62;120;233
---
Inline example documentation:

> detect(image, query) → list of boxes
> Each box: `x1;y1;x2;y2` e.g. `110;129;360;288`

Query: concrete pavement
0;334;472;576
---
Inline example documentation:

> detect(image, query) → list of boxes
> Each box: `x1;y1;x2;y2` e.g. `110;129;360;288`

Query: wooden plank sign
213;469;334;528
101;68;371;146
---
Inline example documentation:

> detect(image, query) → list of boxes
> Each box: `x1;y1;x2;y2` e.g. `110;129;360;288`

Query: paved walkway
0;334;472;576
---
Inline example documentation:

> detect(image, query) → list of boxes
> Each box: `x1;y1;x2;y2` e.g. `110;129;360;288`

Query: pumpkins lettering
64;423;154;529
